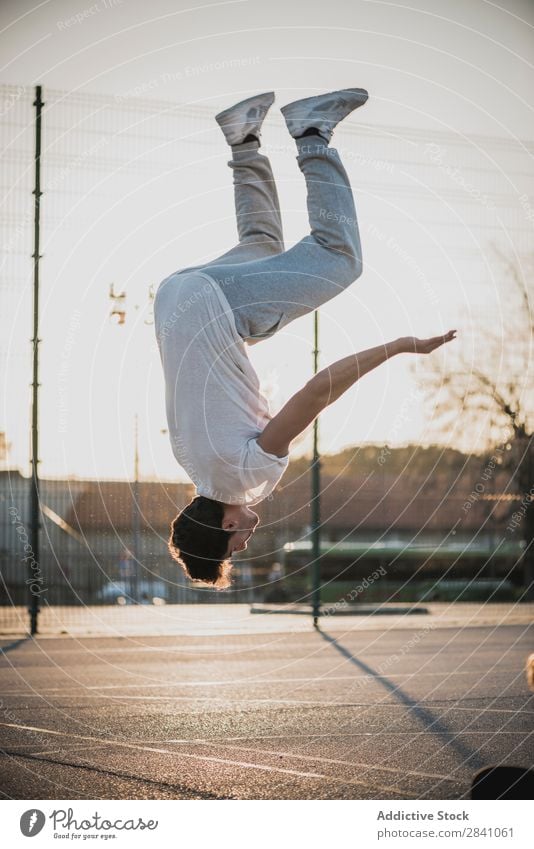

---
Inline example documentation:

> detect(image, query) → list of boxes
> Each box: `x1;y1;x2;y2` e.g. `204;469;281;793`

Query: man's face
222;505;259;556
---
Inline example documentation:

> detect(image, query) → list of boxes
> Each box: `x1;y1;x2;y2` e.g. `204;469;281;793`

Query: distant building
0;445;525;605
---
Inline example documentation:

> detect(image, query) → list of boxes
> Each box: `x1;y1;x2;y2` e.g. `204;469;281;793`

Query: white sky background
0;0;533;481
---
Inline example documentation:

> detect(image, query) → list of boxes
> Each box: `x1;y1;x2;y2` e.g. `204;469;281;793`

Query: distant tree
417;253;533;597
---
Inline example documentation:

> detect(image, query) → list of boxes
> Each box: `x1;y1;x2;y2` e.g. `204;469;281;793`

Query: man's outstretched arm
257;330;457;458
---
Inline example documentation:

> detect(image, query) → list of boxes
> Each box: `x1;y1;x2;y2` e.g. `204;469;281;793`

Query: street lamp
108;283;153;603
109;283;126;325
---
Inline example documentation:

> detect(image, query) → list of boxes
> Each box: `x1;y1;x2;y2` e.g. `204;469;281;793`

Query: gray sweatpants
175;136;363;344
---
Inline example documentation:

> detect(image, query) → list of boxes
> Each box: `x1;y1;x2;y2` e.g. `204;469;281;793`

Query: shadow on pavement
318;629;485;775
0;637;30;655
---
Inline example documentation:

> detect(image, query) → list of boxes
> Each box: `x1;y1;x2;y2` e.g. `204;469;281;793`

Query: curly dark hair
168;496;234;589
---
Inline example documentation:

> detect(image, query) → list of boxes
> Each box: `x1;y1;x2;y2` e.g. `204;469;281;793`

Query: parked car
98;579;168;605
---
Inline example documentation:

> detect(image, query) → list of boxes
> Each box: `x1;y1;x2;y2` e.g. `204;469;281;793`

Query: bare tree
416;253;534;597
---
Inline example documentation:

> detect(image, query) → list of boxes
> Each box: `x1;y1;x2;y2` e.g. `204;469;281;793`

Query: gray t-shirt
154;271;289;506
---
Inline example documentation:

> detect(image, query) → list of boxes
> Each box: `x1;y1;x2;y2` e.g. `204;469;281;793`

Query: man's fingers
433;329;457;345
420;330;457;353
410;330;457;353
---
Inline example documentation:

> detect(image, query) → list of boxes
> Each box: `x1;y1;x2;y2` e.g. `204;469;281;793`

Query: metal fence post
311;310;321;627
132;414;140;603
29;85;43;636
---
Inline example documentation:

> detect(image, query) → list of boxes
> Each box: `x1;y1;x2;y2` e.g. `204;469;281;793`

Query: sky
0;0;533;481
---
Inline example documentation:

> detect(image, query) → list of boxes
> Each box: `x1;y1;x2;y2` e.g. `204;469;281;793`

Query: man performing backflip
155;89;456;588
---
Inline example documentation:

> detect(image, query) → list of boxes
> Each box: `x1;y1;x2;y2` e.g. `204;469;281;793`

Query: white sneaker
281;88;368;143
215;91;275;146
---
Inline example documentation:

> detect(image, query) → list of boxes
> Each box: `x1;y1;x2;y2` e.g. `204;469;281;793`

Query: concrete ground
0;603;532;800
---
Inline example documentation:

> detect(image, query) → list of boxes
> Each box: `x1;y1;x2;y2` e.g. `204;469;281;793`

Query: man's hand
398;329;457;354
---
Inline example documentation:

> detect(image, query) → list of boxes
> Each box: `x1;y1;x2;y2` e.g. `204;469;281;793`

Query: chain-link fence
0;474;268;631
1;84;532;634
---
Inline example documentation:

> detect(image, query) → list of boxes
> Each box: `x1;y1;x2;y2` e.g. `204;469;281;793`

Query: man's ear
220;504;236;532
221;515;236;532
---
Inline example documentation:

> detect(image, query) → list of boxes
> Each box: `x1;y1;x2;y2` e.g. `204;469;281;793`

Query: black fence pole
132;414;140;603
311;310;321;627
29;85;43;636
